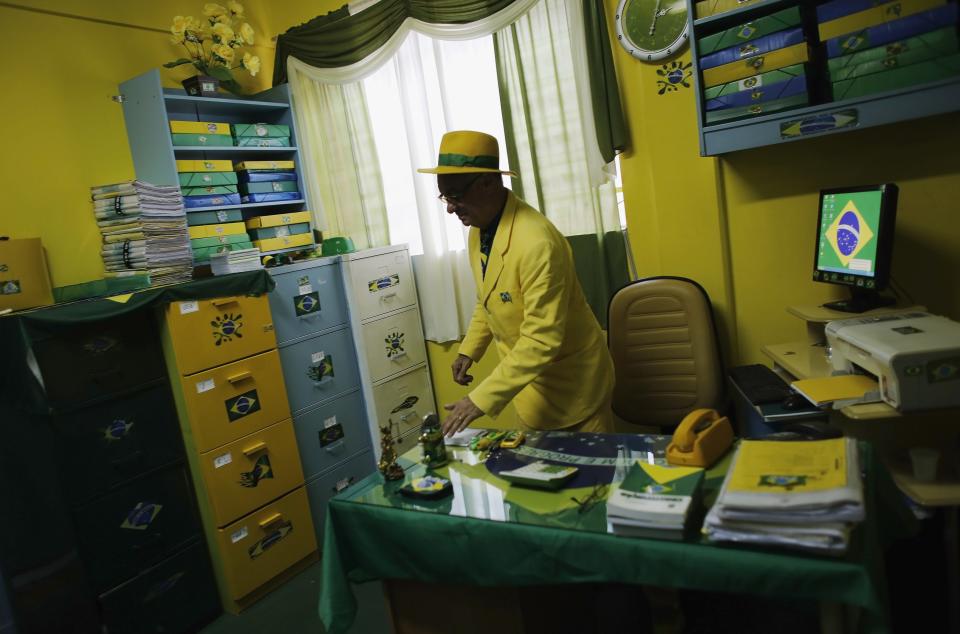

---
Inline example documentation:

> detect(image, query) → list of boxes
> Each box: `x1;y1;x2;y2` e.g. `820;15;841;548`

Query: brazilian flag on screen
819;191;882;272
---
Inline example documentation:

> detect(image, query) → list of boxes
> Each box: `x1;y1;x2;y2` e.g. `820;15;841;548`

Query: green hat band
437;153;499;169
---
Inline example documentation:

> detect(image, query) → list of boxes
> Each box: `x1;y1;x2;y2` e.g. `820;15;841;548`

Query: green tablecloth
319;437;914;634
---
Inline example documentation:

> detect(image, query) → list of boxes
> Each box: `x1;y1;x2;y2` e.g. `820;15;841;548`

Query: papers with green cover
607;462;704;531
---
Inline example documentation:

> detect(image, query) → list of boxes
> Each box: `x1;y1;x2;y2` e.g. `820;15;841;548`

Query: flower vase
181;75;220;97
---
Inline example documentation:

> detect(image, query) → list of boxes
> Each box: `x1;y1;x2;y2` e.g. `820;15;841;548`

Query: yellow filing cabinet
163;290;316;612
179;349;291;452
216;486;317;601
166;294;277;375
199;419;305;527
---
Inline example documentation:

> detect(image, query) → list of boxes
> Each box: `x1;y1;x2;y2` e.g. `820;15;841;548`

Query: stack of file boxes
179;160;253;264
236;160;301;204
179;159;241;210
699;6;812;124
245;211;314;253
821;0;960;100
232;123;291;147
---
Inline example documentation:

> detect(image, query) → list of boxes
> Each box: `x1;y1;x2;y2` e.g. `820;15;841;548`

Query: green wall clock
615;0;690;62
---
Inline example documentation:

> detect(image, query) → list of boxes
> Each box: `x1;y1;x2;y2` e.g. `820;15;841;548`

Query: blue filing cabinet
267;258;375;546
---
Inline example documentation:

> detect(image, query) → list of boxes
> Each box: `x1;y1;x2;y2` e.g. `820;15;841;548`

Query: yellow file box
252;233;313;252
178;349;291;452
245;211;312;229
703;42;809;88
166;293;277;376
170;121;232;135
234;160;295;171
819;0;945;41
199;418;304;527
176;159;234;173
188;222;247;240
215;486;317;601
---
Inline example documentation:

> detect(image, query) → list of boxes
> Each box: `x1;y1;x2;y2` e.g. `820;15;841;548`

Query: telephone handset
666;408;734;468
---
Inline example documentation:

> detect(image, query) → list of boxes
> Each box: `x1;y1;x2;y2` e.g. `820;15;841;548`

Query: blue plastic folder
817;0;912;23
240;191;301;204
699;27;805;70
183;193;241;208
706;75;808;110
237;171;298;183
825;3;959;57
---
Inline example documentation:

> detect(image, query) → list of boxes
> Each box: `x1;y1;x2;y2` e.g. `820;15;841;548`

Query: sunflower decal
656;60;693;94
385;331;406;358
212;313;244;345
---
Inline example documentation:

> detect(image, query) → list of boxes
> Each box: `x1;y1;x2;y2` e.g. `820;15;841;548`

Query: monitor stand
822;287;896;314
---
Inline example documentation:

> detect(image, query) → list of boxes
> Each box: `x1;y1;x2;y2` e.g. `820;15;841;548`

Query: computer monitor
812;183;898;313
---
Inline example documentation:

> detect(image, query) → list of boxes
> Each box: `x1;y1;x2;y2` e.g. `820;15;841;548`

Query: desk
319;432;908;634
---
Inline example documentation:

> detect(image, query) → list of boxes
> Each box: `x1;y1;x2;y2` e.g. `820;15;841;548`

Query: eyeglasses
437;174;482;205
571;482;609;515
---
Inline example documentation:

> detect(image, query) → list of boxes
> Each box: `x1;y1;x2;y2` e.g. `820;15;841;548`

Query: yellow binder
819;0;946;41
703;42;809;88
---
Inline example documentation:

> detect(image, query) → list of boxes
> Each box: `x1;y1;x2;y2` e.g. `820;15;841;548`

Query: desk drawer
74;466;201;592
200;418;304;527
179;349;291;452
360;308;426;383
268;262;347;345
98;540;220;634
279;327;361;415
52;381;184;506
293;390;371;481
345;250;417;321
371;366;436;437
304;449;374;546
166;294;276;375
215;486;317;600
31;314;165;407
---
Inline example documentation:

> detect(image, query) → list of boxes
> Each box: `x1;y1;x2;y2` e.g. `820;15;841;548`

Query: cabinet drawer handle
242;441;268;456
259;513;284;529
381;292;397;300
227;371;253;384
212;298;239;308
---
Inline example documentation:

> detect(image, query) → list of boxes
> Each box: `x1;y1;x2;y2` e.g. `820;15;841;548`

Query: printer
826;312;960;412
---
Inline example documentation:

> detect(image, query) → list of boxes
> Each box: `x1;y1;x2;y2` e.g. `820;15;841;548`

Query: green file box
699;7;803;55
181;185;239;198
171;133;233;147
240;181;299;194
828;27;960;81
832;52;960;100
187;209;244;226
704;63;806;99
190;234;250;249
705;93;808;124
179;171;238;187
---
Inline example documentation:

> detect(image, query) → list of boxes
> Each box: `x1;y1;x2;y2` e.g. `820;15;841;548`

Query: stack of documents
209;248;262;276
91;181;192;286
704;438;864;554
607;461;704;539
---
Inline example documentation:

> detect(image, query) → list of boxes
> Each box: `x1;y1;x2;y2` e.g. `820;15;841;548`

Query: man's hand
442;397;484;436
451;354;474;386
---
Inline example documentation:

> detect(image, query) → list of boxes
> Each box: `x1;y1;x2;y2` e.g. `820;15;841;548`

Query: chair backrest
607;276;724;429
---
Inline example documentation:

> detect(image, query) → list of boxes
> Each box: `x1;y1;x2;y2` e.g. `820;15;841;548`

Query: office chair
607;276;725;431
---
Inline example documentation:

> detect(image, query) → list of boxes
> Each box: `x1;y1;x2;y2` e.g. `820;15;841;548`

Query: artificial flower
239;22;255;45
212;43;235;64
228;1;245;18
203;3;228;19
242;52;260;76
212;22;234;43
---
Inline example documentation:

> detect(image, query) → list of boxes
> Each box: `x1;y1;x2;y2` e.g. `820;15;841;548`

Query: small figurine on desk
419;414;448;468
378;423;405;481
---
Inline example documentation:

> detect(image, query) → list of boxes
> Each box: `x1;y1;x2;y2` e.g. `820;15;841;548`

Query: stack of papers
790;374;881;408
91;180;192;286
704;437;864;554
607;461;704;539
209;248;263;276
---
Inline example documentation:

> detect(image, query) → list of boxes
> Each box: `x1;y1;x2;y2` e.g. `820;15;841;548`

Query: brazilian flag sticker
319;423;345;448
226;389;261;422
294;291;320;317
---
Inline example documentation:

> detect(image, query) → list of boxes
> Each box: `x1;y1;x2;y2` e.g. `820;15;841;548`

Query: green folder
703;64;806;100
179;171;238;187
698;6;803;55
832;53;960;100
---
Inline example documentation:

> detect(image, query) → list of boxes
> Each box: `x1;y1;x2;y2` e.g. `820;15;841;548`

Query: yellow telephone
666;408;734;468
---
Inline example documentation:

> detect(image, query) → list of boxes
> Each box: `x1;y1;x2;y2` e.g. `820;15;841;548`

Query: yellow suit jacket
458;192;614;430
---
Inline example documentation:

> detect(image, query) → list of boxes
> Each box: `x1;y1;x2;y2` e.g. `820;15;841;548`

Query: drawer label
294;291;320;317
307;354;334;383
214;452;233;469
367;273;400;293
225;389;261;422
179;300;199;314
196;378;216;393
384;331;406;358
319;419;344;447
240;454;274;488
120;502;162;530
297;275;313;295
248;520;293;560
231;526;249;543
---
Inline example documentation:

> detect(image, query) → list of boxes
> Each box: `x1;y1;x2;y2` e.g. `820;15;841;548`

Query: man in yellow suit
419;130;615;436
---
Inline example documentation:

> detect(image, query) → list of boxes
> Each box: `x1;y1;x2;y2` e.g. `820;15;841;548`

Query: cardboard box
170;121;232;135
179;171;238;187
700;27;805;70
825;3;958;58
819;0;946;41
176;159;233;173
0;238;54;311
699;7;803;55
828;26;959;79
188;222;247;240
832;51;960;99
704;63;806;99
703;42;810;88
252;233;313;252
244;211;312;229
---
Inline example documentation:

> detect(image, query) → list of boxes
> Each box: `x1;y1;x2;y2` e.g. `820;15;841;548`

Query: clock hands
648;1;672;36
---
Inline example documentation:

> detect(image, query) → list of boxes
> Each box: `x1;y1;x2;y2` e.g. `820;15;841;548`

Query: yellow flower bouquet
165;2;260;95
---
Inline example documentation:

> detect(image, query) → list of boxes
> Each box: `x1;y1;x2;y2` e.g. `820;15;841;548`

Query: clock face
615;0;690;62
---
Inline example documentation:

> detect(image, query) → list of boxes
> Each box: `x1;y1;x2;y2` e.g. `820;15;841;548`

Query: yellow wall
604;0;960;370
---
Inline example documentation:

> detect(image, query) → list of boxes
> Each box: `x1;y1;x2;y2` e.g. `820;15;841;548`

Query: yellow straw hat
417;130;517;176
